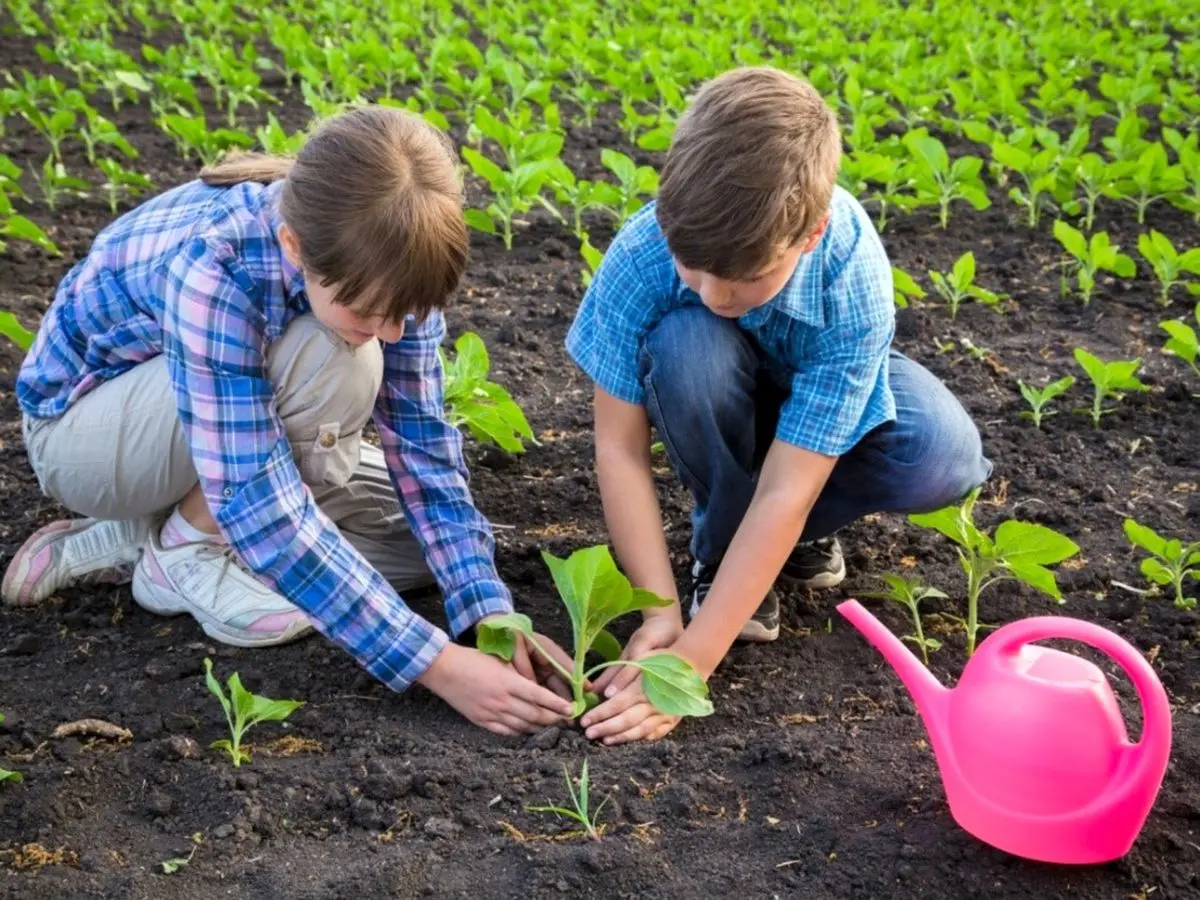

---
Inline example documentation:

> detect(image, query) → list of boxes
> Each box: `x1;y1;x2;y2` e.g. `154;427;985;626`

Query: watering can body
838;600;1172;864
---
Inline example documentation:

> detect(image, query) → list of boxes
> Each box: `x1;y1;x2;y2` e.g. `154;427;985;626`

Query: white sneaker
3;517;151;607
132;528;314;647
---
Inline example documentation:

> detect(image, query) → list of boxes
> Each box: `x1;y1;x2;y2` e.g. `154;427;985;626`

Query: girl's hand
417;642;573;735
593;610;684;697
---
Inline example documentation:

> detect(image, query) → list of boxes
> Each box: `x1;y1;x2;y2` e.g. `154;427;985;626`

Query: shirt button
222;487;234;498
319;432;337;449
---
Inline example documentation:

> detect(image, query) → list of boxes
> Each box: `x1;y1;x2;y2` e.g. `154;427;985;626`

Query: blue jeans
639;307;992;566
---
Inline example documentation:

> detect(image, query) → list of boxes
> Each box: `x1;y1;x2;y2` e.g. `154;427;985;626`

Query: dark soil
1;27;1198;900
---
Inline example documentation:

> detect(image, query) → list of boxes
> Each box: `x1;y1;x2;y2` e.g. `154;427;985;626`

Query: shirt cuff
444;578;514;639
362;615;451;693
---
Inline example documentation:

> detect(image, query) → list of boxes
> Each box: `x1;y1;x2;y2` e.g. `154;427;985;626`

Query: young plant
0;714;21;784
1053;220;1136;306
477;545;713;719
1123;519;1199;611
527;759;609;841
927;252;1004;319
33;158;91;211
0;198;59;256
1160;303;1200;377
891;265;926;309
902;130;990;228
1106;142;1187;225
441;331;534;454
96;159;153;214
545;163;622;240
203;658;304;767
461;147;560;251
1137;230;1200;306
599;149;658;228
1073;348;1148;428
1017;375;1076;428
579;234;603;289
909;488;1079;655
862;574;946;665
159;113;254;166
988;126;1082;227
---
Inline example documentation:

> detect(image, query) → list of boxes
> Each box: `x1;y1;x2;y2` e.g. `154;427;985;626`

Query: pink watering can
837;600;1172;864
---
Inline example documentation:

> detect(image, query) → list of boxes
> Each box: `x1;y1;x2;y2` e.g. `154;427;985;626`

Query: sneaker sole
3;519;83;606
688;597;780;643
777;555;847;591
132;564;313;649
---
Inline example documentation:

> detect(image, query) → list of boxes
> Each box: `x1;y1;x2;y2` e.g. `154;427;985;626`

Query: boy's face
674;217;828;319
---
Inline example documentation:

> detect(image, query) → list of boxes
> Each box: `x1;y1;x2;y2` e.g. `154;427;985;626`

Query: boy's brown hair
656;67;841;281
201;106;467;322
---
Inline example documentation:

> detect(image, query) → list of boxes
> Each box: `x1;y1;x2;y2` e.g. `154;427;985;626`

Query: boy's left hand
579;672;683;745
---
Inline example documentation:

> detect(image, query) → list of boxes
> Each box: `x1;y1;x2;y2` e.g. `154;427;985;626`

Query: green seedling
203;658;304;767
545;164;622;240
1160;303;1200;377
987;126;1082;227
159;113;254;166
255;113;307;156
1106;142;1187;225
33;158;91;211
97;159;153;214
1053;221;1136;306
1123;519;1199;610
462;146;560;251
909;488;1079;655
1073;348;1149;428
862;574;946;665
0;191;59;256
1065;153;1122;233
902;130;990;228
1017;375;1076;428
927;252;1005;319
478;545;713;719
840;147;914;232
527;758;609;841
599;149;658;228
441;331;534;454
579;234;603;289
0;714;21;784
1137;231;1200;306
892;266;925;309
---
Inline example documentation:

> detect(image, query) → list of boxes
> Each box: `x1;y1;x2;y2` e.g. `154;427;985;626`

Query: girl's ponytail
200;152;294;185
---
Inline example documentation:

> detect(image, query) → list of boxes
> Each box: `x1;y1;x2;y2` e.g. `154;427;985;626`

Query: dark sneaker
777;536;846;590
687;560;780;643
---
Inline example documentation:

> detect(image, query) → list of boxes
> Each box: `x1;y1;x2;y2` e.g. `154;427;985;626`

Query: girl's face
278;225;406;346
672;217;829;319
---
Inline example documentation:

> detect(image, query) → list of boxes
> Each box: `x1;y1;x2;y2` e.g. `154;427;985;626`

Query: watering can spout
837;600;949;732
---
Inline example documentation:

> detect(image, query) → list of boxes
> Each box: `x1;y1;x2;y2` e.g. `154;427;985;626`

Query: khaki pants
22;314;433;592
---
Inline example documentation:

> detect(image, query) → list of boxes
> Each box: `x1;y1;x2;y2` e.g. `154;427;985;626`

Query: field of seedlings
1;0;1198;897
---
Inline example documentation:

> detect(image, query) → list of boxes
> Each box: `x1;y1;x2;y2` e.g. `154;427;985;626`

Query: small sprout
1017;375;1076;428
1073;348;1149;428
891;265;925;309
441;331;535;454
527;758;609;841
928;252;1004;319
1137;230;1200;306
1053;220;1136;305
1123;519;1199;611
203;659;304;767
862;574;946;665
909;488;1079;655
478;545;712;720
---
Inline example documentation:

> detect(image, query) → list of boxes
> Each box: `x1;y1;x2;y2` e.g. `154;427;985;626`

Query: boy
566;68;991;744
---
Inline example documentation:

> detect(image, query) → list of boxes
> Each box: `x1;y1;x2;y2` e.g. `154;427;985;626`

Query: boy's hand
580;673;682;745
418;642;574;736
593;609;683;697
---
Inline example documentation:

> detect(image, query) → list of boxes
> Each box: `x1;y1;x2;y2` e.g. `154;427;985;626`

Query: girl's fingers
511;637;536;682
580;683;643;729
585;700;654;740
512;672;575;717
602;664;641;698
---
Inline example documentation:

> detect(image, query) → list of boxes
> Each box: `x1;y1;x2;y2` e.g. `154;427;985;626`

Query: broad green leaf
1054;220;1088;260
993;520;1079;566
476;611;536;661
600;148;637;186
113;70;151;92
203;658;232;722
909;504;975;549
248;696;304;724
1124;519;1167;556
891;266;925;307
638;653;713;717
951;251;976;286
1140;557;1174;586
461;147;505;190
905;132;948;173
1110;254;1136;278
1006;562;1063;601
463;209;496;234
591;629;623;663
0;311;36;351
542;546;625;651
1;215;59;254
518;132;564;162
1073;347;1105;382
0;768;23;784
453;331;490;383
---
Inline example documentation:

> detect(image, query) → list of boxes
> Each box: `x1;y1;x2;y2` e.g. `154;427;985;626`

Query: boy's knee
640;307;755;411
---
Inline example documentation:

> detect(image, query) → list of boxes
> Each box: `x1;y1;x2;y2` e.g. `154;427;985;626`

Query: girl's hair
201;106;467;322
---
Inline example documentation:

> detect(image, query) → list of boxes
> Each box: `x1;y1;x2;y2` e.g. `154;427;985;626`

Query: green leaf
203;658;232;722
993;521;1080;566
113;70;151;92
1140;557;1174;586
247;696;304;725
0;768;22;784
476;611;536;661
0;311;36;351
452;331;490;383
463;208;496;234
1;215;60;255
951;251;976;287
637;653;713;717
1073;347;1105;383
1006;562;1063;601
461;147;505;190
891;266;925;307
1054;220;1088;260
909;504;974;549
1124;519;1168;556
591;629;623;663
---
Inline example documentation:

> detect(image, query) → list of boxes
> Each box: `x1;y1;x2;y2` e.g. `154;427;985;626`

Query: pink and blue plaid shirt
16;179;512;690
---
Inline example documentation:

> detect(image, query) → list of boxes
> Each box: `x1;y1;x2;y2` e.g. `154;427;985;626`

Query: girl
2;106;573;736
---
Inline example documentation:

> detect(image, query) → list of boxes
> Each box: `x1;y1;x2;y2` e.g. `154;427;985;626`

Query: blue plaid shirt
566;187;896;456
17;179;512;690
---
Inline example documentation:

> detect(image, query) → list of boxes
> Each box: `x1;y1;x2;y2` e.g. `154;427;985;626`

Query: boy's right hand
417;642;574;736
593;609;684;698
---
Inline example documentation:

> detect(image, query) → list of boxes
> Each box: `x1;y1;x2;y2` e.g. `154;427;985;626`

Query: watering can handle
988;617;1171;753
